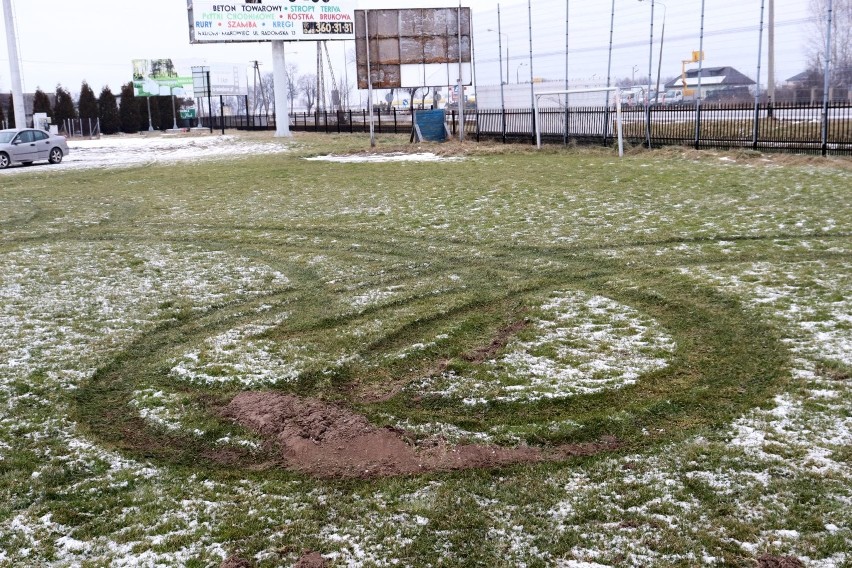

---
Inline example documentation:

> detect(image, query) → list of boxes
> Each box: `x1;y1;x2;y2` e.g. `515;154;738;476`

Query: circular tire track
73;241;790;477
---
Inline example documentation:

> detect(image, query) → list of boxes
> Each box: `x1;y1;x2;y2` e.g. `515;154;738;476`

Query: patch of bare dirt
756;554;805;568
294;551;327;568
220;391;620;479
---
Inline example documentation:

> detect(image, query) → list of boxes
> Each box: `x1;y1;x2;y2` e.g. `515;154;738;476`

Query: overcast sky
1;0;816;98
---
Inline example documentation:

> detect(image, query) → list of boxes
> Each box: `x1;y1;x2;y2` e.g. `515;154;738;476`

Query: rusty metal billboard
354;8;472;89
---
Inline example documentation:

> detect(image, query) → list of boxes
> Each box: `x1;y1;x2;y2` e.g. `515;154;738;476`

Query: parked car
0;128;69;169
661;89;684;104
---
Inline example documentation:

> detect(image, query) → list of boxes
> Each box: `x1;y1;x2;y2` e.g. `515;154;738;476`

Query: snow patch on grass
415;290;675;404
167;316;308;388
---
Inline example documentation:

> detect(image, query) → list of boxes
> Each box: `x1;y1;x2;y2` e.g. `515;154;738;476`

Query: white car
0;128;70;169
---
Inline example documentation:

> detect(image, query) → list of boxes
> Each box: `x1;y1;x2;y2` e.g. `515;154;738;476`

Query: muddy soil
221;391;619;479
757;554;805;568
294;551;327;568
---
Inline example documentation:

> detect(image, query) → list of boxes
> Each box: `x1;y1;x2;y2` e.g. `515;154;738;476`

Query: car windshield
0;132;16;144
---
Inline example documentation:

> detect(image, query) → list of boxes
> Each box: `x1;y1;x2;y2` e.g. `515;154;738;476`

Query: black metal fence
200;114;274;131
269;102;852;156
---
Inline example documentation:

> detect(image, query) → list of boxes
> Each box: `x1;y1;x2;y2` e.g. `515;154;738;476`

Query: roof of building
786;70;812;83
664;66;756;89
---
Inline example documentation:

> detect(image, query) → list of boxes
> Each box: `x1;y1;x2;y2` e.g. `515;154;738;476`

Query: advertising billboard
134;59;246;97
188;0;356;43
132;59;194;97
354;8;472;90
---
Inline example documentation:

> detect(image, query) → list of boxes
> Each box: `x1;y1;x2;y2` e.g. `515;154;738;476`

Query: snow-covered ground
0;137;849;567
0;133;289;174
0;134;460;175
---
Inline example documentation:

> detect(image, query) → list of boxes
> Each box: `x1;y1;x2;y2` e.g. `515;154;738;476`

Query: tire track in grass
72;237;790;477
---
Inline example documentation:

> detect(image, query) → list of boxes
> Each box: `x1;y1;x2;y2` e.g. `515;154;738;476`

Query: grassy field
0;133;850;567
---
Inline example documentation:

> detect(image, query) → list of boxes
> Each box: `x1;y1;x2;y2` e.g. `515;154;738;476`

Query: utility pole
2;0;27;127
272;41;292;137
457;2;465;142
251;60;259;116
252;60;271;121
316;42;326;112
767;0;775;115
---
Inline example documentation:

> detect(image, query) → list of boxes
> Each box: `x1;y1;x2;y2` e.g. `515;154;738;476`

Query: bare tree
261;72;275;115
285;63;300;114
806;0;852;88
404;86;431;109
299;74;318;113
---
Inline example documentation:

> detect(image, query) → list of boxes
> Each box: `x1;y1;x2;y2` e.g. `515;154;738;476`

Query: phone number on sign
303;21;354;34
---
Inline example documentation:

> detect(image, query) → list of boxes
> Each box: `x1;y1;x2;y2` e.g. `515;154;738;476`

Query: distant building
665;66;756;95
785;70;816;87
781;68;852;103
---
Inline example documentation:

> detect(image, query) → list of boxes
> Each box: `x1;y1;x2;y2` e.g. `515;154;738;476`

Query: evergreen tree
53;85;77;129
7;93;15;127
78;82;98;119
33;88;52;116
98;86;120;135
156;95;176;130
0;95;6;128
118;83;140;134
136;95;157;131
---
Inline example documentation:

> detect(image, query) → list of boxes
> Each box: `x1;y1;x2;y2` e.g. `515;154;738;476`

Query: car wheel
0;152;9;169
49;147;64;164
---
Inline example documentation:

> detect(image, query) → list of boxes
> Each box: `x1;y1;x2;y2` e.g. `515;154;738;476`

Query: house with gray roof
665;66;756;95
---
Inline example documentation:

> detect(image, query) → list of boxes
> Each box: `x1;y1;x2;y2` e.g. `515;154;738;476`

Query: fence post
476;109;480;142
751;102;760;150
245;95;249;130
693;101;702;150
645;104;652;148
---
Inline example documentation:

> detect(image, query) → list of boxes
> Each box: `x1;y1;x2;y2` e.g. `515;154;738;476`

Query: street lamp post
639;0;666;147
641;0;668;103
656;3;667;103
487;29;509;86
488;9;509;142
